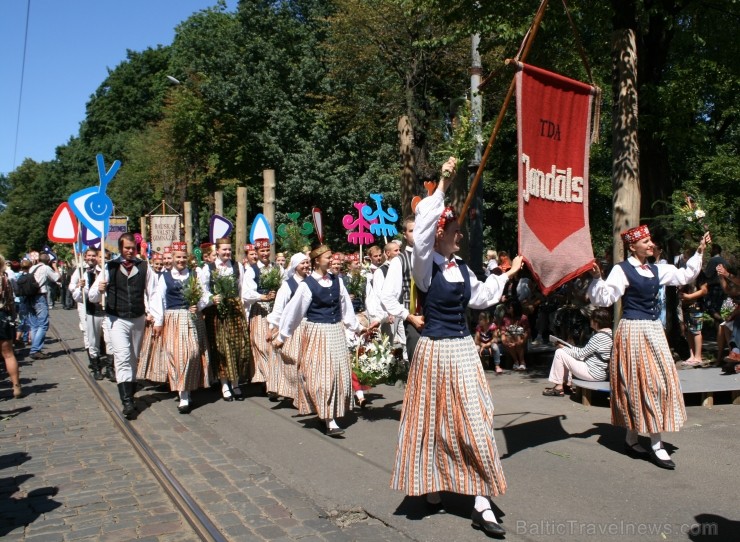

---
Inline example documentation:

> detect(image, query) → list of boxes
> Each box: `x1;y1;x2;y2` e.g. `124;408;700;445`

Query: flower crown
437;206;458;231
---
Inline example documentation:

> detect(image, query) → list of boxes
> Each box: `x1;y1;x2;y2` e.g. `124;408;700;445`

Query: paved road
2;307;738;541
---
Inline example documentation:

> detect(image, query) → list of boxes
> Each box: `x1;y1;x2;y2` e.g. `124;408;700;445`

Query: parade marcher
71;247;108;380
243;238;279;395
380;216;424;362
162;246;174;271
0;255;22;399
273;242;378;436
89;233;159;418
150;252;164;277
27;253;60;360
266;252;311;403
588;226;710;469
68;248;97;355
390;158;523;536
200;237;250;401
149;242;211;414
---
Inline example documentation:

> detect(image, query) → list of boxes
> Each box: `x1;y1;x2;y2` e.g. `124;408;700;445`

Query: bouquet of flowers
182;271;204;321
212;273;239;319
353;333;400;386
720;297;736;321
258;266;283;294
346;271;366;300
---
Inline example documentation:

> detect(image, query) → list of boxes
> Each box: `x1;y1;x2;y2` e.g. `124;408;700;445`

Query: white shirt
413;189;509;309
267;274;305;328
277;270;361;342
380;246;412;320
199;259;242;306
588;254;703;307
149;268;208;326
365;263;391;323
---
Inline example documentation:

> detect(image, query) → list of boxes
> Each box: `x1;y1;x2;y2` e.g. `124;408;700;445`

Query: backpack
15;266;41;298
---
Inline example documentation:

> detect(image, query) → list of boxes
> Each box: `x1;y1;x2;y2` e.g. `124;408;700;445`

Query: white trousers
77;302;89;349
85;313;106;358
548;348;594;385
108;315;146;383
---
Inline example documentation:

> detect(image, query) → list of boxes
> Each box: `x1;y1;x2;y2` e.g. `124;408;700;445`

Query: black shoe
357;398;367;409
268;392;280;402
178;403;192;414
471;508;506;537
30;352;51;360
624;442;649;459
326;427;345;437
223;394;234;402
648;448;675;470
424;498;445;515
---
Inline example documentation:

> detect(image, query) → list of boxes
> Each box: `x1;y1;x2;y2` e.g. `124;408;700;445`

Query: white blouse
413;189;509;310
277;270;361;342
588;254;702;307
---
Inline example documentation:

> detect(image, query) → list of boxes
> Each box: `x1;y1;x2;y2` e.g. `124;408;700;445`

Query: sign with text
516;63;596;295
104;216;128;254
150;215;180;254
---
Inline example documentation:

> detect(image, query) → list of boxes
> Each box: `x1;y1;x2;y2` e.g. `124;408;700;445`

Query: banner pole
457;0;550;224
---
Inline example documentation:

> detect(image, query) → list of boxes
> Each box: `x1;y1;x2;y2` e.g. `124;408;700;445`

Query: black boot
92;356;103;381
103;356;116;382
118;382;136;419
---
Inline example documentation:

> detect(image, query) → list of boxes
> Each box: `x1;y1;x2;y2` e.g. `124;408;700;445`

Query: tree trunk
398;115;415;219
611;27;641;265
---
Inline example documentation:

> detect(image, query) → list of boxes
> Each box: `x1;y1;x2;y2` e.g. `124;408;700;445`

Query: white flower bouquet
353;333;399;386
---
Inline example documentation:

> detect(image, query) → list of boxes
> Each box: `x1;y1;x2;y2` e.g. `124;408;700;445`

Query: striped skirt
610;319;686;433
295;321;353;420
161;310;211;392
391;336;507;497
203;301;250;383
136;321;168;383
270;325;301;400
249;304;271;385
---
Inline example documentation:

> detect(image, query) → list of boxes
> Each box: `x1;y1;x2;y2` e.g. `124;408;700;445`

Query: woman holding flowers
149;242;211;414
200;237;251;402
588;226;710;469
391;158;522;537
272;243;378;437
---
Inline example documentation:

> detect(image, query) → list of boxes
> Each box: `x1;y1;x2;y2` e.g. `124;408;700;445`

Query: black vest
84;268;105;316
304;275;342;324
105;260;148;318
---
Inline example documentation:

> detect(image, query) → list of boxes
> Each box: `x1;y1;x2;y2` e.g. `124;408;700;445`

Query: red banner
516;63;596;295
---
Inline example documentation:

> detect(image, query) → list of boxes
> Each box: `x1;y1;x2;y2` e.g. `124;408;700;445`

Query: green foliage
258;266;283;293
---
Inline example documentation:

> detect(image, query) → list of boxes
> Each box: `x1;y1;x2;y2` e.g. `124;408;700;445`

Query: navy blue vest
620;260;660;320
105;260;148;318
304;275;341;324
162;270;188;310
421;260;472;338
286;276;299;299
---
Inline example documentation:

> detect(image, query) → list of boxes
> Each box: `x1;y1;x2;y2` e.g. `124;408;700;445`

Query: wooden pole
458;0;550;224
140;216;147;243
214;191;223;218
263;169;276;260
236;187;247;255
183;201;193;253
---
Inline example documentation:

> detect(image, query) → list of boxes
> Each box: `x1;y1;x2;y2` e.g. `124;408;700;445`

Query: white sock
232;384;242;396
474;496;498;523
625;430;639;446
179;391;190;407
326;419;339;430
650;433;670;460
355;390;365;400
221;380;232;397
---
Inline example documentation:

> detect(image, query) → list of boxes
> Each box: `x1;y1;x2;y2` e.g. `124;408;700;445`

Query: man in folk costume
243;238;279;395
162;245;174;271
365;240;401;340
588;225;710;469
149;241;211;414
68;247;96;369
380;215;424;363
200;237;250;402
89;233;159;419
266;252;312;403
391;158;523;536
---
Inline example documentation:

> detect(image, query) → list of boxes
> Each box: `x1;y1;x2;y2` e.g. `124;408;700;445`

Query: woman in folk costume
242;238;279;394
588;226;710;469
200;237;251;402
391;158;523;537
149;242;211;414
136;247;170;385
272;243;378;436
265;252;311;403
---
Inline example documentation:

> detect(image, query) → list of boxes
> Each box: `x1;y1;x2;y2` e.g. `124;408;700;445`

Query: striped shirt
562;330;613;380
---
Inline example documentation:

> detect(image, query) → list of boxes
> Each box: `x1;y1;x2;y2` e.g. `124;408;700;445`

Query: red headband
621;225;650;244
171;241;187;253
254;239;271;250
243;243;255;252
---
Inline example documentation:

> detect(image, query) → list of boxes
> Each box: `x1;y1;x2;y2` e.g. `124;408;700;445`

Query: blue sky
0;0;237;176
